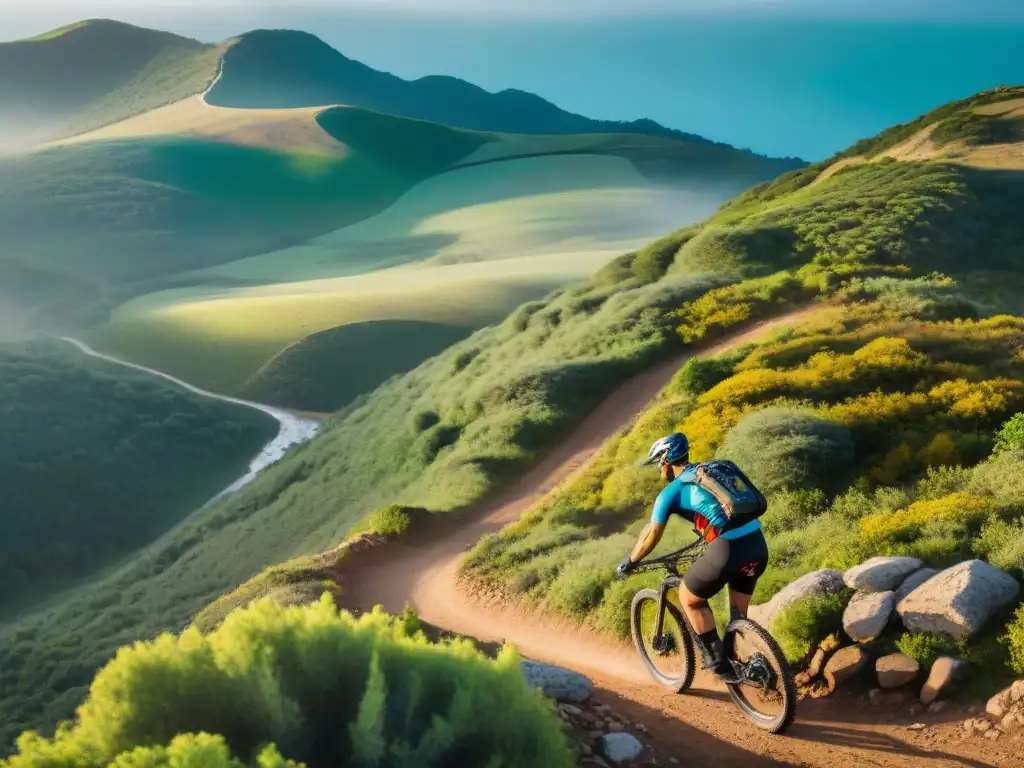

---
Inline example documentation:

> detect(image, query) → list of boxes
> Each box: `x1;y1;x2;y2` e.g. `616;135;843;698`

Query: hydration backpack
694;460;767;527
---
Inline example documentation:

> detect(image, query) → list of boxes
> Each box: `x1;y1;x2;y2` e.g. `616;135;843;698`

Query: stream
61;337;321;503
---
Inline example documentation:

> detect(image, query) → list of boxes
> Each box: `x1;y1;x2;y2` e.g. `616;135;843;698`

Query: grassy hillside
205;29;778;153
88;148;780;402
0;339;276;618
0;20;220;147
8;80;1018;759
0;109;495;333
240;320;473;412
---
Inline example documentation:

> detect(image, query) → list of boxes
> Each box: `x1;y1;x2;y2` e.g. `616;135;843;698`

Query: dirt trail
347;308;1019;767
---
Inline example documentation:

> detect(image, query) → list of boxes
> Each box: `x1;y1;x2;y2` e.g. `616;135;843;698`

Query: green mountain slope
2;87;1021;750
0;339;276;618
0;20;221;147
204;29;755;150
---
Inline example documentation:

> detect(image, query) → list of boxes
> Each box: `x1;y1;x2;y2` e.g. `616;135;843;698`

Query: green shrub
2;598;572;768
771;590;850;663
995;413;1024;454
895;632;958;670
1002;604;1024;675
362;501;417;536
717;407;856;495
672;351;745;396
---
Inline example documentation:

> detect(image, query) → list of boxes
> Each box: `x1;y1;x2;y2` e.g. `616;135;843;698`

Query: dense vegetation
242;321;473;413
3;90;1023;750
0;340;275;614
462;289;1024;686
1;598;571;768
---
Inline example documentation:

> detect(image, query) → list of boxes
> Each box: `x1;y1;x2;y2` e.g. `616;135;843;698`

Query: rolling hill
0;339;276;619
0;20;223;149
0;20;801;406
2;86;1022;750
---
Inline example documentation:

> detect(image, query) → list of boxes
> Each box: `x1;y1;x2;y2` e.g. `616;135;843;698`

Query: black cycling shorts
682;529;769;600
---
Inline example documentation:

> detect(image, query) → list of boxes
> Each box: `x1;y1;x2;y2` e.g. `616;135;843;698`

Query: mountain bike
627;537;796;733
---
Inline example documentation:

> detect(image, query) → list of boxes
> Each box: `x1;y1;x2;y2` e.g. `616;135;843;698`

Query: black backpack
693;460;768;527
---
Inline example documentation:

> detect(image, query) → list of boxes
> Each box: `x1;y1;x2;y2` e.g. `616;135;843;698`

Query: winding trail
61;337;320;501
346;310;1014;768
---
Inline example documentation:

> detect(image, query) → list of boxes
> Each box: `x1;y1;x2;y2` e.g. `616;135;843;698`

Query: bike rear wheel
724;618;796;733
630;588;696;693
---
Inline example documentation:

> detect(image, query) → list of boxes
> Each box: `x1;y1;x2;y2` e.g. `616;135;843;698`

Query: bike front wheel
724;617;796;733
630;589;696;693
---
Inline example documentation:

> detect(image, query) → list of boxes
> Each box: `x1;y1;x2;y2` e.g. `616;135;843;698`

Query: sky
3;0;1024;21
1;1;1022;159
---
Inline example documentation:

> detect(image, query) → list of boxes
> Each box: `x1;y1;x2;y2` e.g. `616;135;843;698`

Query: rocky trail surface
343;311;1022;767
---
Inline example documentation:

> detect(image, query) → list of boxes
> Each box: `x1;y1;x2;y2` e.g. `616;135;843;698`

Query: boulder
843;591;896;642
1012;680;1024;704
844;557;922;592
823;646;869;691
920;656;968;705
520;661;593;703
600;733;644;764
897;560;1020;639
895;568;939;603
988;686;1016;719
748;569;845;630
876;653;920;689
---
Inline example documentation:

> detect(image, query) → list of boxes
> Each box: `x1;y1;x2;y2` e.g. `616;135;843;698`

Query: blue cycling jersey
650;465;761;540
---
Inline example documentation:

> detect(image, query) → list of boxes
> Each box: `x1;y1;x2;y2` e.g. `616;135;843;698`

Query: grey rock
920;657;968;705
845;556;923;592
927;701;948;714
876;653;920;689
749;569;845;630
895;568;939;603
897;560;1020;639
601;733;644;764
843;591;896;642
521;660;593;703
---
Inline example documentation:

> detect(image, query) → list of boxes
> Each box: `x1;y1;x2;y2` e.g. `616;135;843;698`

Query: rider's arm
628;521;666;563
625;484;676;564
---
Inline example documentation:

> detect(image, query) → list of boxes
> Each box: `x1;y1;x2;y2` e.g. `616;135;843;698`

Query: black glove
616;555;636;579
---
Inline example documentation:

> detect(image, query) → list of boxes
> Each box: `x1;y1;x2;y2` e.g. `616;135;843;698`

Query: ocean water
7;8;1024;160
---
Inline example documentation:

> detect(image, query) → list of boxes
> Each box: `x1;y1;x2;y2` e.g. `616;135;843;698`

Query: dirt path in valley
345;308;1021;767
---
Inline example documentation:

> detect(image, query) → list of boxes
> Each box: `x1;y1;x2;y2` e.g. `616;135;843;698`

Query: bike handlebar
629;536;707;575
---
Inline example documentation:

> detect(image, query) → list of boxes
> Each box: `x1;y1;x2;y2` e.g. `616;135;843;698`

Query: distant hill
0;20;222;147
1;20;786;157
205;29;747;150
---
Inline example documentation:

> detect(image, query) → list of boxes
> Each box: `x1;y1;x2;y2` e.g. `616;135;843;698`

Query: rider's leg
729;587;752;621
680;539;738;683
679;581;716;633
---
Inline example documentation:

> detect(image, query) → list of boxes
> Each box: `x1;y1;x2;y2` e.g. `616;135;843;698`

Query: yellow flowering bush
860;492;991;542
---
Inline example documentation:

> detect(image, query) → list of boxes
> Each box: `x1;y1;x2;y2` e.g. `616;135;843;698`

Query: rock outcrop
601;733;644;764
920;656;968;705
749;569;845;630
823;646;869;691
844;556;922;592
894;568;938;603
843;590;895;642
876;653;920;689
897;560;1020;638
521;660;593;703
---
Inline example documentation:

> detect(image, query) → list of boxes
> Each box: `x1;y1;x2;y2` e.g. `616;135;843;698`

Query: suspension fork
653;576;682;638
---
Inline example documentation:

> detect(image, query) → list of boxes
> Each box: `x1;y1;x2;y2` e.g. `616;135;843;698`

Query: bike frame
632;536;706;641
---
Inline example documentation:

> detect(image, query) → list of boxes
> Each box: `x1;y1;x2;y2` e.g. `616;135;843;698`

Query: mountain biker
616;432;769;684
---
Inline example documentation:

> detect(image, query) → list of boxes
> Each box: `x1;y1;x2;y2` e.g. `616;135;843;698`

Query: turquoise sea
7;8;1024;160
